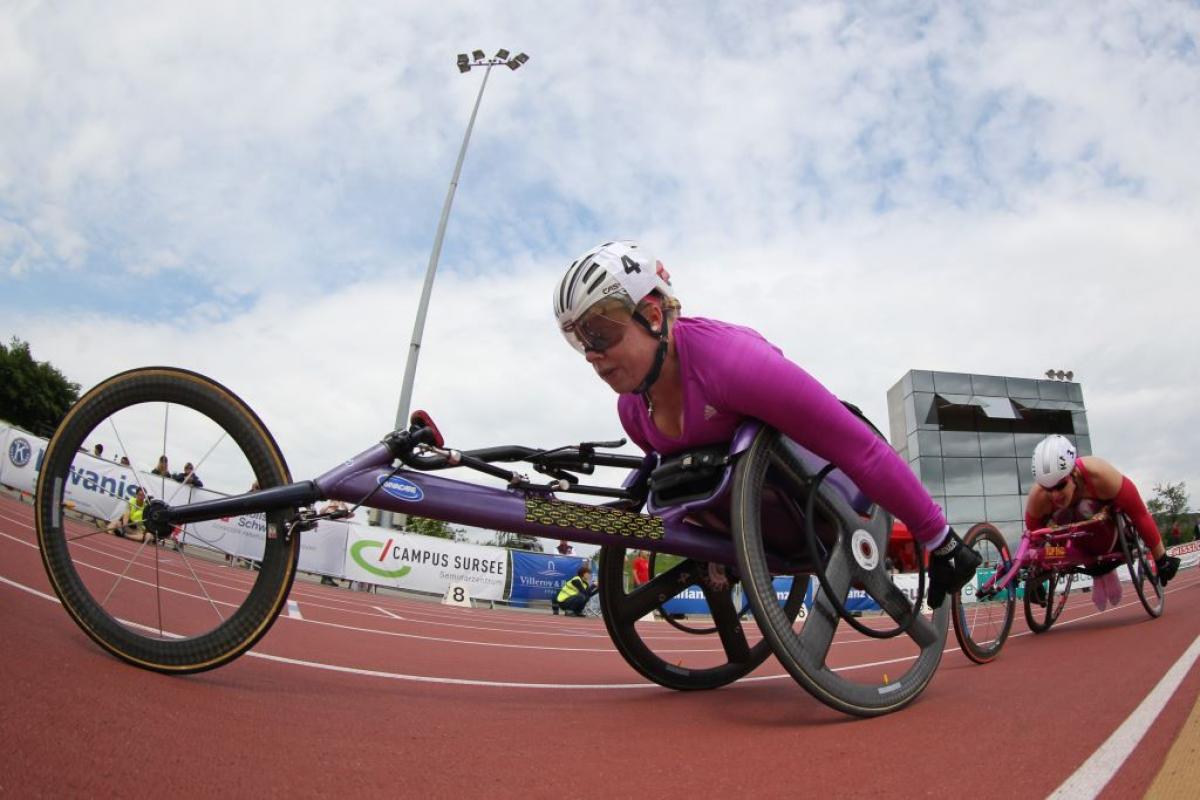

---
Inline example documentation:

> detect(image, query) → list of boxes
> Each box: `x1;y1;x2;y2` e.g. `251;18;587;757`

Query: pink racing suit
616;317;947;545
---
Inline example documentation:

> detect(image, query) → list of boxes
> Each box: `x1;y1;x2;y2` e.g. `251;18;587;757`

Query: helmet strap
633;333;669;401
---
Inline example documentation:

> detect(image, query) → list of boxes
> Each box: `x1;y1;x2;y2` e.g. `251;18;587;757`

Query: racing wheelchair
36;367;948;717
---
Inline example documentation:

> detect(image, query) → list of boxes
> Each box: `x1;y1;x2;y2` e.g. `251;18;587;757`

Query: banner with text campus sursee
342;525;507;600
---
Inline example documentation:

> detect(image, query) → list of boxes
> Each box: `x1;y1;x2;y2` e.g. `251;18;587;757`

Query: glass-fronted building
886;370;1090;545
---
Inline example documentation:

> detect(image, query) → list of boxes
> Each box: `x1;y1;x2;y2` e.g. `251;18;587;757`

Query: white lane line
286;600;303;619
1048;633;1200;799
373;605;405;621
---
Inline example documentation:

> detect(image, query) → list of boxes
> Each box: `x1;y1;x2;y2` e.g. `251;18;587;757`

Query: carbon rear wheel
1116;512;1164;619
35;367;300;673
599;544;806;690
952;523;1016;663
732;426;949;717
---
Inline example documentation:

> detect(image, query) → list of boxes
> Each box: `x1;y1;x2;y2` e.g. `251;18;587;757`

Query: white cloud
3;1;1199;523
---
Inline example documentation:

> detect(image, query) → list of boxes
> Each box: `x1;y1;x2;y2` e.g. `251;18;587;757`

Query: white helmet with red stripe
553;240;674;336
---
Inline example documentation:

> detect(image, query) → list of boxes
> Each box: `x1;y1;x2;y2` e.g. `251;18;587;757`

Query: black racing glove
928;528;982;609
1156;553;1180;587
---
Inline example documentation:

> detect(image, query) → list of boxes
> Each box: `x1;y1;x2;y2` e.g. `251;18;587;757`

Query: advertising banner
661;575;814;616
342;525;507;600
298;520;349;577
2;429;147;522
509;551;588;602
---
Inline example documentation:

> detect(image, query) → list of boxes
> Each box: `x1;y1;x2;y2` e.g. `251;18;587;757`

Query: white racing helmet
1031;435;1078;488
553;240;674;347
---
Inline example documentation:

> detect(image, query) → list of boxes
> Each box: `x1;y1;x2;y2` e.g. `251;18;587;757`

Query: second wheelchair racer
553;240;979;608
1025;434;1181;609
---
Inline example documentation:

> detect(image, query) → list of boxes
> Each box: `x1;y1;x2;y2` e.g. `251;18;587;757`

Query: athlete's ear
640;298;665;334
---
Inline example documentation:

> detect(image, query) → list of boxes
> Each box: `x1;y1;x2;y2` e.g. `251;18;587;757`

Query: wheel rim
35;368;299;671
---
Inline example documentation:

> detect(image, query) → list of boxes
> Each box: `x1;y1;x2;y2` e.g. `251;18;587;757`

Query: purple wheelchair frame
162;419;875;572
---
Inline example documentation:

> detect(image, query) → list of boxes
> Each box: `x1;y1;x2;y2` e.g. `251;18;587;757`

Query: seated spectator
93;443;105;459
554;565;599;617
556;539;574;555
151;455;171;478
106;488;149;540
174;462;204;488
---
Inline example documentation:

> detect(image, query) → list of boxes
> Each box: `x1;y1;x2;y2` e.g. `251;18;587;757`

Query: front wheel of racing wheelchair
34;367;302;673
731;426;949;717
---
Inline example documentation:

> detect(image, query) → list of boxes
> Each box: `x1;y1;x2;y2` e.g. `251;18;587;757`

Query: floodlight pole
383;51;527;530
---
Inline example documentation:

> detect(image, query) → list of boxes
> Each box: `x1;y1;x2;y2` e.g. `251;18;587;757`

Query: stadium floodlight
384;49;529;529
495;49;510;60
507;52;529;70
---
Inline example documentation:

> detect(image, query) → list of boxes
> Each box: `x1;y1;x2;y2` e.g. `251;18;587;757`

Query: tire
35;367;300;672
732;426;949;717
952;523;1016;663
1116;511;1164;619
598;544;806;691
1023;570;1073;634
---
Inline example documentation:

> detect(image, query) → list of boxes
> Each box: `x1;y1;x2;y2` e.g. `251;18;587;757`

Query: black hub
142;499;174;540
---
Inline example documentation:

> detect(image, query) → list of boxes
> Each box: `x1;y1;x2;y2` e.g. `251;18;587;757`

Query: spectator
106;487;148;540
151;455;171;478
631;550;649;588
174;462;204;488
1169;521;1182;545
554;564;599;617
556;539;574;556
92;443;104;459
119;456;131;466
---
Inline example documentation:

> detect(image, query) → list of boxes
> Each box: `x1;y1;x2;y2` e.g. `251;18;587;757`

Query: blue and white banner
509;551;588;602
661;575;814;616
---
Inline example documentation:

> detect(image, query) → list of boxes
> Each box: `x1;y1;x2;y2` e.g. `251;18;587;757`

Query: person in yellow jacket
106;487;148;540
554;564;599;617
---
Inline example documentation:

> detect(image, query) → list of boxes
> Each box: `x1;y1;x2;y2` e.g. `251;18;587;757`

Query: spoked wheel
732;426;949;717
598;544;806;690
1116;511;1164;618
952;522;1016;663
35;367;301;673
1023;570;1074;633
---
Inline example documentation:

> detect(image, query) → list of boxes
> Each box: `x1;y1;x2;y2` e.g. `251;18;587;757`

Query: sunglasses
562;299;635;353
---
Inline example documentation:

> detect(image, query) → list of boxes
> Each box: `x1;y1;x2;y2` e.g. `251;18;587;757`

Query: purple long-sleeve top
617;317;947;544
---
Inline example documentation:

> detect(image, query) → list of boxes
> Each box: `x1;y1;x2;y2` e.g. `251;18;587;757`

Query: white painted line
286;599;303;619
373;605;405;621
1048;633;1200;799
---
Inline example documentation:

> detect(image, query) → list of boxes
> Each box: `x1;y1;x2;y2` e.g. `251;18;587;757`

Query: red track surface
2;491;1199;798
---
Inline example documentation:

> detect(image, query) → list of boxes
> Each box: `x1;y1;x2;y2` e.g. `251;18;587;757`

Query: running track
2;492;1199;798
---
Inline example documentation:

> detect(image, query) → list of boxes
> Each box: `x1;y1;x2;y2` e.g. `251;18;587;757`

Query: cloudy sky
3;1;1199;545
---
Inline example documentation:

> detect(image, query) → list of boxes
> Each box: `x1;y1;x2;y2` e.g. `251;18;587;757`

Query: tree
0;338;80;436
487;531;543;552
1146;482;1189;533
403;515;463;540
